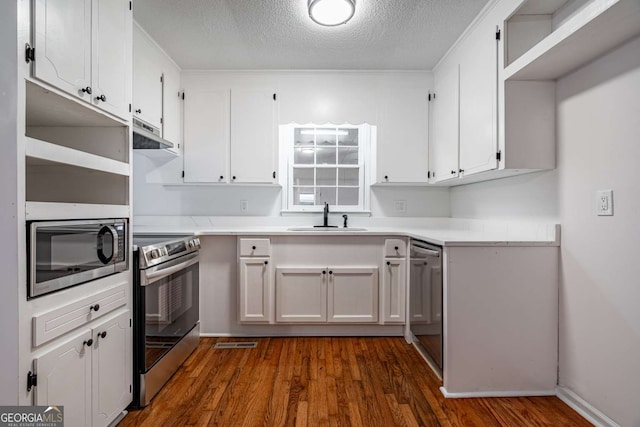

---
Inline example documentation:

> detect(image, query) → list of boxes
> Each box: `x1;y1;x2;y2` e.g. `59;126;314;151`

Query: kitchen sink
287;227;368;232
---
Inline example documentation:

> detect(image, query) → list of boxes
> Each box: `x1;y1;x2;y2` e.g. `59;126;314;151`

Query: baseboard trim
556;386;619;427
439;387;556;399
199;332;405;338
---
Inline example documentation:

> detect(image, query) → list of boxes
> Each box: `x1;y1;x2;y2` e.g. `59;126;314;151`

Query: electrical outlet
240;200;249;213
394;200;407;213
596;190;613;216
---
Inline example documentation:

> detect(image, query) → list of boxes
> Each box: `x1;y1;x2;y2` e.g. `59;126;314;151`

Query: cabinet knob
459;169;464;174
135;108;142;114
451;170;456;175
81;86;92;95
95;94;106;102
232;176;236;180
89;304;100;312
84;338;94;348
387;261;391;266
264;260;268;265
220;176;224;180
252;246;256;250
322;270;326;274
329;270;333;275
98;331;107;339
384;175;389;180
394;246;399;251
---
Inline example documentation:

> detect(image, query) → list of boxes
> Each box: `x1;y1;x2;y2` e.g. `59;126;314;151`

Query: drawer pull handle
84;339;94;348
89;304;100;312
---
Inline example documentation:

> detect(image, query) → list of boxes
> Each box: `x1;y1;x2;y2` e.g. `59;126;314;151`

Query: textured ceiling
133;0;490;70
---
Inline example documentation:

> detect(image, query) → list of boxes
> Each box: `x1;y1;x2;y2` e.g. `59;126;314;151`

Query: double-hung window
280;124;373;212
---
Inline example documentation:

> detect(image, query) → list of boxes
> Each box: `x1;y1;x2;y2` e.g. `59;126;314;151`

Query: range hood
132;117;174;150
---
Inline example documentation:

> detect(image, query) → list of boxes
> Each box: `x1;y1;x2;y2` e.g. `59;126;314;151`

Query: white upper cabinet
133;25;163;129
430;60;460;183
92;0;131;119
183;89;230;183
33;0;92;101
32;0;131;120
230;89;277;183
458;15;498;176
163;66;182;148
182;81;278;184
375;89;429;183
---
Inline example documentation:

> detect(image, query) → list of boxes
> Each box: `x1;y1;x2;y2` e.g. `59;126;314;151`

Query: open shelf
504;0;640;80
25;202;130;220
26;137;130;176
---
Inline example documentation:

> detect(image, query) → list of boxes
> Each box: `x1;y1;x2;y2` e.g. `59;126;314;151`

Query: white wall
0;0;19;405
451;36;640;427
133;71;451;219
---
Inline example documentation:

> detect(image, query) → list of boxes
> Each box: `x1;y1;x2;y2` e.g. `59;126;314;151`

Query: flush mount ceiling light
308;0;356;27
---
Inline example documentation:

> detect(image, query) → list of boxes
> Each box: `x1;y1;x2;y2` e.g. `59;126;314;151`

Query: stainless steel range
132;234;201;407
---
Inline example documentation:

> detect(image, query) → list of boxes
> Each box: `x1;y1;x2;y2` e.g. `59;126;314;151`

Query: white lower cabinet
328;267;378;323
382;259;406;323
239;257;271;322
275;266;379;324
34;310;131;427
275;268;327;323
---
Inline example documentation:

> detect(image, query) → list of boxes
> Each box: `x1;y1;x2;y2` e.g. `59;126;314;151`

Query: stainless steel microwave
27;219;128;299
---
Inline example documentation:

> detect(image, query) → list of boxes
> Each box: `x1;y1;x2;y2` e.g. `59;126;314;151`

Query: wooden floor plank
122;337;591;427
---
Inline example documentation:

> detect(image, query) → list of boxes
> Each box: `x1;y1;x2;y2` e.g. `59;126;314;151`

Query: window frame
279;123;372;213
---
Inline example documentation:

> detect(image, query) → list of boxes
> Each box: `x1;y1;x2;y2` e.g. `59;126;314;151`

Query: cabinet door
183;89;230;183
328;267;379;323
162;65;182;148
133;26;163;128
430;60;460;182
275;268;326;323
376;89;429;183
92;311;131;427
34;330;92;427
33;0;92;100
230;90;277;183
91;0;131;119
382;259;406;324
239;258;271;322
459;18;499;176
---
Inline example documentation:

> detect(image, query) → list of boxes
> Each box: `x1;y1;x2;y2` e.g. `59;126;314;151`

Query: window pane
316;147;336;165
315;187;336;206
338;129;359;146
316;168;337;186
293;168;314;186
315;129;337;146
294;187;315;205
294;128;315;146
294;147;315;164
338;147;358;165
338;168;359;186
338;187;359;206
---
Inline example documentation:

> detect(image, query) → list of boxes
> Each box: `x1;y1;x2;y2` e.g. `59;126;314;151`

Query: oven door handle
141;253;199;286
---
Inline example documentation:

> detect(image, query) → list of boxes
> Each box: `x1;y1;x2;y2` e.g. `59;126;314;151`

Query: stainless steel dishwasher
409;240;443;374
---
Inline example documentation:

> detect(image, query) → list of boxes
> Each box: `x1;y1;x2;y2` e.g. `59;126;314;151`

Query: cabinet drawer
239;238;271;257
384;239;406;258
32;283;128;347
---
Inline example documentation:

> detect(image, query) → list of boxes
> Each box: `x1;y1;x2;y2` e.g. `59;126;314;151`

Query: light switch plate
596;190;613;216
240;200;249;213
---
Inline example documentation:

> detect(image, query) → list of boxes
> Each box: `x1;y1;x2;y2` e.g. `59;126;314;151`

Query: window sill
280;210;372;216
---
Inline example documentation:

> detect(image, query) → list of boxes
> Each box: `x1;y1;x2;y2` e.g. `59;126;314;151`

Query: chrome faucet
323;202;329;227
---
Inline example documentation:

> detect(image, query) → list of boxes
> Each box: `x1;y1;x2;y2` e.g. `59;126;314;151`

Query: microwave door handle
141;255;199;286
97;225;118;264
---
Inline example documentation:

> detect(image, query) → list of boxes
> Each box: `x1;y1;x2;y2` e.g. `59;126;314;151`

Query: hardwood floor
120;337;589;427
